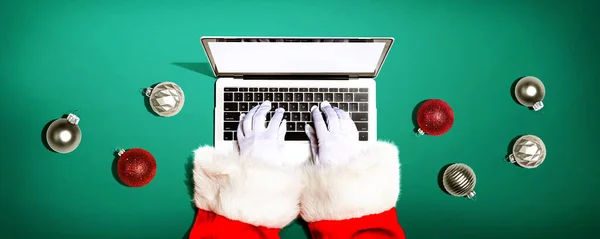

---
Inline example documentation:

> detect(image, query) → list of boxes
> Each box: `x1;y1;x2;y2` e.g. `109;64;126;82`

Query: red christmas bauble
417;99;454;136
117;148;157;187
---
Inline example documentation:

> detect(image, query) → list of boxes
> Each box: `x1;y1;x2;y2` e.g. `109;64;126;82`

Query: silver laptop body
201;37;394;164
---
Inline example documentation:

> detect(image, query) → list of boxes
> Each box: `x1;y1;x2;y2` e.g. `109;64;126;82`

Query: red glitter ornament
416;99;454;136
116;148;157;187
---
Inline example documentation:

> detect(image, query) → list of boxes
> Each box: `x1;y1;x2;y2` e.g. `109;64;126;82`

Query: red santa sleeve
188;146;303;239
300;141;406;239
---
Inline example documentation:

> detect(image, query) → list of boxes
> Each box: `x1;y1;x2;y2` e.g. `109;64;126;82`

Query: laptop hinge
234;75;353;80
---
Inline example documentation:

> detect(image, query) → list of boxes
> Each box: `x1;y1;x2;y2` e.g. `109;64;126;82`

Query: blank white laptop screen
208;42;386;74
202;38;394;77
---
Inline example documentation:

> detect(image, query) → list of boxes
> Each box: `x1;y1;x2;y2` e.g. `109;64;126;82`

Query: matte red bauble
416;99;454;136
116;148;157;187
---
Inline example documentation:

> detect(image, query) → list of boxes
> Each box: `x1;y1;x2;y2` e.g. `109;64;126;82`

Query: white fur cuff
192;146;302;229
300;141;400;222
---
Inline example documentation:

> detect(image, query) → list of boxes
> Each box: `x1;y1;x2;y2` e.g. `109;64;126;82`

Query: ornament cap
467;191;476;199
144;87;153;97
508;154;516;163
66;113;80;125
116;148;126;156
533;101;544;111
417;128;425;135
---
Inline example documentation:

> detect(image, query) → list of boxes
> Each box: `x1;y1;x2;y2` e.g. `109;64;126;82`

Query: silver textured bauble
442;163;476;199
514;76;545;111
508;135;547;168
145;82;185;117
46;114;82;153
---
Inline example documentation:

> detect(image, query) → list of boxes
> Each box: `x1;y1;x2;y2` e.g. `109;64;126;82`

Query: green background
1;0;599;238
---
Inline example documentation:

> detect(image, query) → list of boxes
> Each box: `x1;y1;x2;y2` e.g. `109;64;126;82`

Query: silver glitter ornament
508;135;547;168
442;163;477;199
514;76;545;111
46;113;82;153
145;82;185;117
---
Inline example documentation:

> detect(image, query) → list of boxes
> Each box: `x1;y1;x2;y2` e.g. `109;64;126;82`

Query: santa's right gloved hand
237;101;287;166
305;101;360;165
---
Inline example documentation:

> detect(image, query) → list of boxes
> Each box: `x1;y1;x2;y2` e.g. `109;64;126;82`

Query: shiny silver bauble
442;163;477;199
46;114;82;153
514;76;545;111
145;82;185;117
508;135;547;169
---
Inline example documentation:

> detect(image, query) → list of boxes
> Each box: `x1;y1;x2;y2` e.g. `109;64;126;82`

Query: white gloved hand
237;101;287;165
305;101;360;165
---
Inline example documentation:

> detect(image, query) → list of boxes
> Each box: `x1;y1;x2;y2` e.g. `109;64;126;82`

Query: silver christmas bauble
508;135;547;168
442;163;476;199
145;82;185;117
46;114;82;153
514;76;545;111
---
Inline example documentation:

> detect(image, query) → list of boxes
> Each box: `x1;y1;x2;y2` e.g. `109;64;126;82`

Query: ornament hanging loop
67;113;80;125
64;109;80;117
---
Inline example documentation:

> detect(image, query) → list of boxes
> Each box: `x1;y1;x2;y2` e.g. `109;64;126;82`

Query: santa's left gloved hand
237;101;287;166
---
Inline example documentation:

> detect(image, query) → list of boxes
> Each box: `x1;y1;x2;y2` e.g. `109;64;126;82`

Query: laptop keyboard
222;87;369;141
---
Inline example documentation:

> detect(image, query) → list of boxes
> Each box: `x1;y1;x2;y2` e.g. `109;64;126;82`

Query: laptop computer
201;37;394;163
